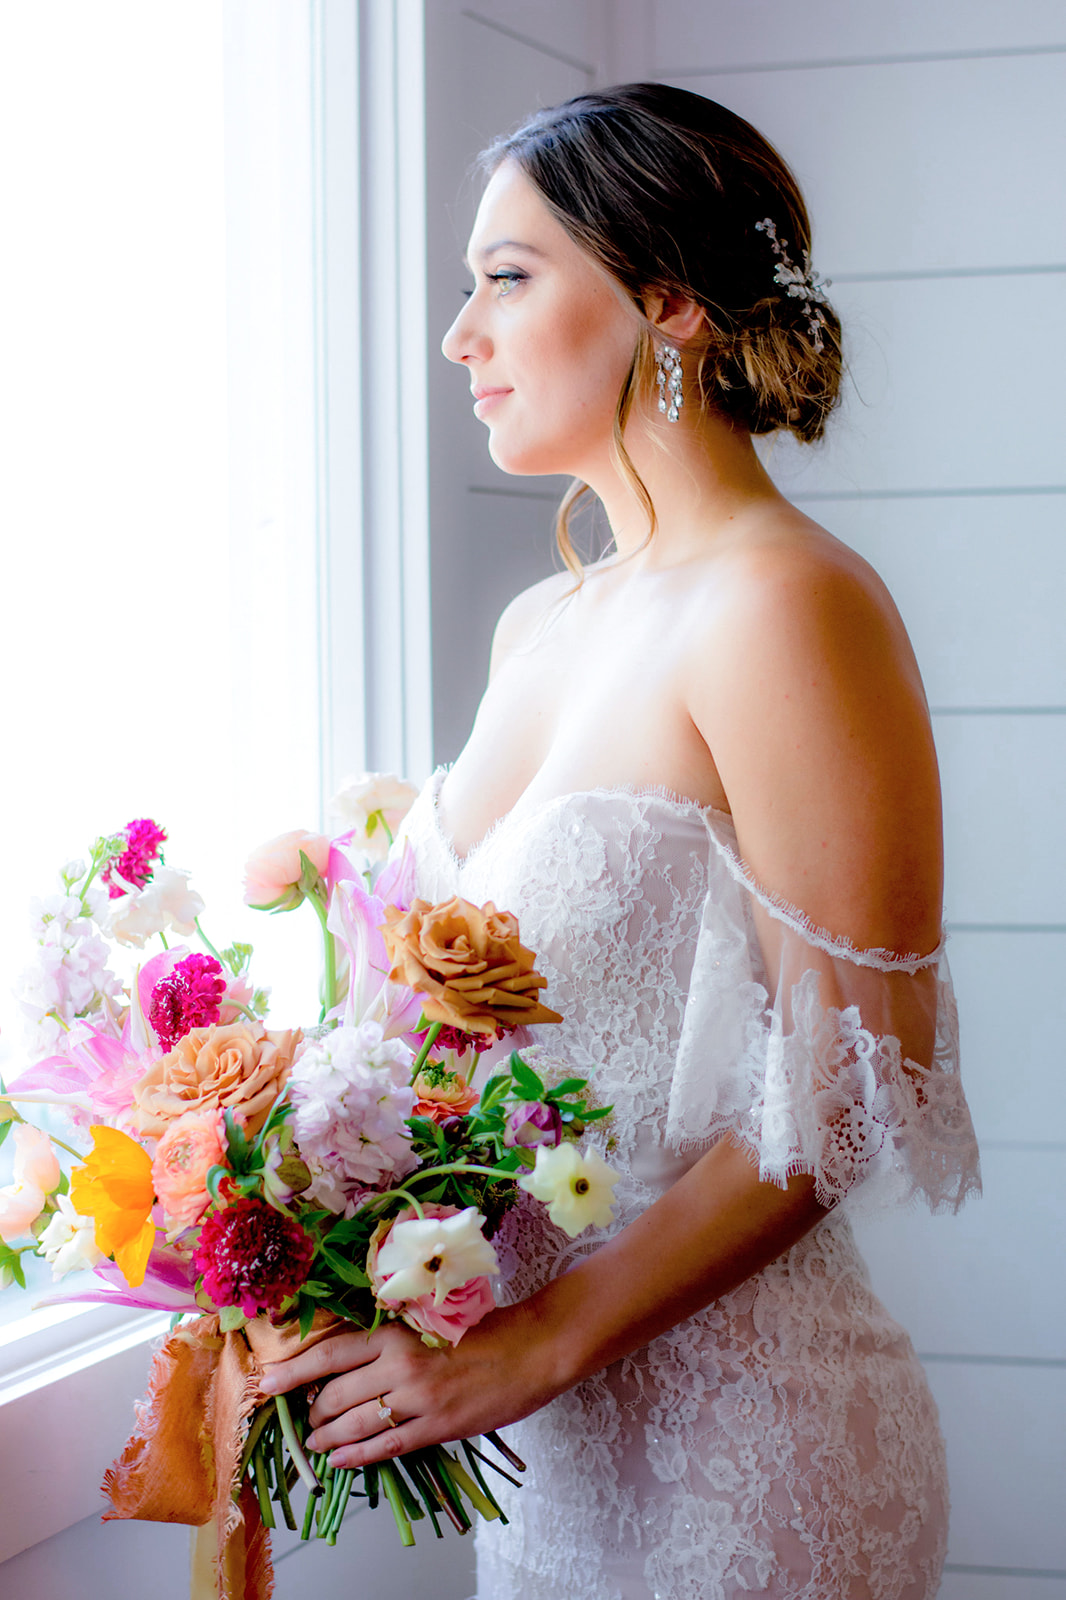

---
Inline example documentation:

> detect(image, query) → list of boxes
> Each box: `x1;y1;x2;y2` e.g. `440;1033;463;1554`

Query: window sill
0;1303;169;1564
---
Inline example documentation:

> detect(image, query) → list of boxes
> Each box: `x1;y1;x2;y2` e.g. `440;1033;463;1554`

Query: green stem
306;889;338;1022
410;1021;443;1080
275;1393;322;1494
379;1463;415;1547
194;917;223;963
252;1442;276;1529
239;1402;276;1479
158;931;169;951
271;1417;297;1530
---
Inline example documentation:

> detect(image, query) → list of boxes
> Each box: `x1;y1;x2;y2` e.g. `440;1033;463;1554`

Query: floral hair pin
754;217;831;353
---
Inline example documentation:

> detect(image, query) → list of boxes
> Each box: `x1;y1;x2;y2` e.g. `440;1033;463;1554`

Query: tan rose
132;1022;301;1139
381;896;562;1036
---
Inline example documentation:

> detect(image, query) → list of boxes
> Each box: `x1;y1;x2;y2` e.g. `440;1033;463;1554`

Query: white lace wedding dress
398;772;981;1600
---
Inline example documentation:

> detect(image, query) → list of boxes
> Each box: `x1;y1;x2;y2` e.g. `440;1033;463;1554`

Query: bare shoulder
488;569;575;680
685;510;943;952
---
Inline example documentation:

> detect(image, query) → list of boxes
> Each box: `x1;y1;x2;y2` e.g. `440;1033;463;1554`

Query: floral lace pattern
398;773;979;1600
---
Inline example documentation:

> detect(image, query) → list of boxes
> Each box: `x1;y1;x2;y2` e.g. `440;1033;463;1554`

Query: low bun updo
480;84;841;572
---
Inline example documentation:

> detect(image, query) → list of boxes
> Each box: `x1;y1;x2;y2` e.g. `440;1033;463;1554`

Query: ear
645;289;705;344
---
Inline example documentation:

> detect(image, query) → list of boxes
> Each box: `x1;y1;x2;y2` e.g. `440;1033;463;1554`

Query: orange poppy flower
69;1125;156;1287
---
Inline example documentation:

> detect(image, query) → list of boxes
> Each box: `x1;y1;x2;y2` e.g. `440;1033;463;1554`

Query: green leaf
205;1164;230;1204
224;1110;250;1170
319;1249;371;1289
0;1118;12;1152
219;1305;248;1333
298;1299;316;1339
547;1078;587;1097
507;1053;545;1098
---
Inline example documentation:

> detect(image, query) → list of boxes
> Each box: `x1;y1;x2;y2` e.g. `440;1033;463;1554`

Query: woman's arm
261;535;943;1468
260;1142;826;1467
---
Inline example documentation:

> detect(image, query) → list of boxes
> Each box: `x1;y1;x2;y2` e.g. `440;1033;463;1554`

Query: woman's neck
586;408;783;569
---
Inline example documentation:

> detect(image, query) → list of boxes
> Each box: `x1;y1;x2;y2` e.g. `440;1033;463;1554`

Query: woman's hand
258;1300;565;1469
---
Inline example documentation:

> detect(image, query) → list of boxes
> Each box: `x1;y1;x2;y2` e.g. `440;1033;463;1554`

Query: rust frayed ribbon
102;1312;340;1600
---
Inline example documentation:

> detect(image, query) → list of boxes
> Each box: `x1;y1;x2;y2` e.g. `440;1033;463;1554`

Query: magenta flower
149;953;227;1052
194;1197;315;1318
103;819;167;899
504;1101;563;1150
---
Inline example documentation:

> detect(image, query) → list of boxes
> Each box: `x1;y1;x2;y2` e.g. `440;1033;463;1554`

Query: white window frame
0;0;431;1563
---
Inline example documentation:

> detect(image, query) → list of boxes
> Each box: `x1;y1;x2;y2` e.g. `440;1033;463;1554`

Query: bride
262;85;980;1599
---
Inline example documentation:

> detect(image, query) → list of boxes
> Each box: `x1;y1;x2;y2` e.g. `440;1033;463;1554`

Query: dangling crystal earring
655;343;683;423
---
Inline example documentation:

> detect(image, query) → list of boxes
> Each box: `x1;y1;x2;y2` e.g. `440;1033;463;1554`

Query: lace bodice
398;772;980;1600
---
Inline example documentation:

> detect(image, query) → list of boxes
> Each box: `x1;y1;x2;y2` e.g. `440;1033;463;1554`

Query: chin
487;432;576;479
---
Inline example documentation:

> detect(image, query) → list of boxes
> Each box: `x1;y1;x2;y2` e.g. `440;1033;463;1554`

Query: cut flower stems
1;789;617;1597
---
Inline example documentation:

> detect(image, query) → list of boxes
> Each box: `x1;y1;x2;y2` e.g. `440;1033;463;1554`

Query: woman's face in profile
442;160;639;479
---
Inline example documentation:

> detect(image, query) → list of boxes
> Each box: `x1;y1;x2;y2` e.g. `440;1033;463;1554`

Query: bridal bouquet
1;778;616;1599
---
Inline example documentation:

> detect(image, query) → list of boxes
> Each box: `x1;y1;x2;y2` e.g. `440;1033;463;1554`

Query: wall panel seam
658;43;1066;78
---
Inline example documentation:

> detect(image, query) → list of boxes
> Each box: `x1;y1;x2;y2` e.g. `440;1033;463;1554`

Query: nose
441;295;489;367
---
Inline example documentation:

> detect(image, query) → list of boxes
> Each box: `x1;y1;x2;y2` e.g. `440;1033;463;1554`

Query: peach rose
152;1109;228;1232
243;830;331;911
411;1067;479;1124
382;896;562;1036
132;1022;300;1139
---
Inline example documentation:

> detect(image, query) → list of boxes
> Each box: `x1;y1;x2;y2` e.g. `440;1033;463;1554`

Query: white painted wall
424;0;1066;1594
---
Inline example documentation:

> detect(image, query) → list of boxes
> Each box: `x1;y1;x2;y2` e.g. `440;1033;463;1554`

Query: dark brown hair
479;83;842;575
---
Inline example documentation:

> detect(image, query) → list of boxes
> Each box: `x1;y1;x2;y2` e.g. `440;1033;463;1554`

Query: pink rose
243;830;332;911
366;1203;497;1347
400;1273;496;1346
151;1109;228;1232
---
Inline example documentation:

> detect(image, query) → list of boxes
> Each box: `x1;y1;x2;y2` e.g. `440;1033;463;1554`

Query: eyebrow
463;239;547;269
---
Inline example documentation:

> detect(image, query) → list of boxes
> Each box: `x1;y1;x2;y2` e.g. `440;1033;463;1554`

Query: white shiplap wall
425;0;1066;1594
647;5;1066;1592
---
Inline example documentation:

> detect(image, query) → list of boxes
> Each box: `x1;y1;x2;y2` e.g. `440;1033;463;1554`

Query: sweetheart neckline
428;765;732;869
421;767;944;973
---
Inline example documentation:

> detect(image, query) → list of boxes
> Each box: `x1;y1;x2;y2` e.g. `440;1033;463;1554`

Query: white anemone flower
518;1142;620;1237
330;772;420;861
37;1194;105;1278
107;866;205;948
374;1207;499;1307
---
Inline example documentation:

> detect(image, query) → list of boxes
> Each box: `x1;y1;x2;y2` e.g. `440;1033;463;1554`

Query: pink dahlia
104;818;168;898
193;1197;314;1318
149;953;227;1052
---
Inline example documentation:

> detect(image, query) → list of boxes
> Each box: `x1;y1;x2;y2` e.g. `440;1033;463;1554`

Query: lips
472;386;512;419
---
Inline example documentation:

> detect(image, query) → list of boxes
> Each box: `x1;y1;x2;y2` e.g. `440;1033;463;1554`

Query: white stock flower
37;1193;105;1278
107;866;205;948
518;1142;620;1237
17;889;122;1052
373;1207;499;1306
288;1021;418;1212
330;772;419;862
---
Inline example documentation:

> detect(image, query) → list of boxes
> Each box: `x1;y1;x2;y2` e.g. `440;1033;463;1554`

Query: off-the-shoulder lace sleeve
667;814;981;1215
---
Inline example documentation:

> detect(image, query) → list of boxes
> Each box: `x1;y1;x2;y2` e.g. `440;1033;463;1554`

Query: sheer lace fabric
397;773;980;1600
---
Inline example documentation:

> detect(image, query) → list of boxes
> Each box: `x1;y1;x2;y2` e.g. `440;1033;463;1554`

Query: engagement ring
376;1396;397;1427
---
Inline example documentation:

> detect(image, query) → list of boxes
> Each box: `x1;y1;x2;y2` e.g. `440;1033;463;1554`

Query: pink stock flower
152;1109;228;1232
103;819;167;899
193;1196;315;1318
243;831;331;911
149;954;227;1052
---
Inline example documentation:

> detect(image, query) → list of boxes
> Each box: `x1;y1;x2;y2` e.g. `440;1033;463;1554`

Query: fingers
259;1329;381;1396
305;1392;402;1455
